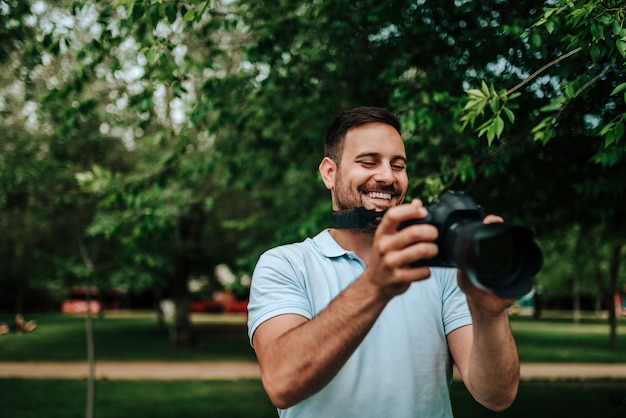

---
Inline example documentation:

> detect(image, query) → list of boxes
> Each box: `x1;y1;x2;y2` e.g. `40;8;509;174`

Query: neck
329;228;375;265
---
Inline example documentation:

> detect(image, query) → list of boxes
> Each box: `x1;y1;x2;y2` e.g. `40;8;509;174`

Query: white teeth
368;192;392;200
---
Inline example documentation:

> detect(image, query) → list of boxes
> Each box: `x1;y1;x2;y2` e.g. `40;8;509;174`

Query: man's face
322;122;408;212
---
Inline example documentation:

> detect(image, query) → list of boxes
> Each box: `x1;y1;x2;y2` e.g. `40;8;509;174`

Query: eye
392;162;406;171
358;160;377;168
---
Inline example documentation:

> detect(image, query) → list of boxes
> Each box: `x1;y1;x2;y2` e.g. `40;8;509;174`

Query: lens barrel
445;222;542;298
399;191;543;299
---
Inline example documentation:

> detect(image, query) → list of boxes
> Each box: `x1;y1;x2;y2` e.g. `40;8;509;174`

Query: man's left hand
456;214;515;315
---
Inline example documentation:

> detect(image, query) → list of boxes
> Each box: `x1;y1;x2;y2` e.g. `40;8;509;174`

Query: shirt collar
312;229;349;258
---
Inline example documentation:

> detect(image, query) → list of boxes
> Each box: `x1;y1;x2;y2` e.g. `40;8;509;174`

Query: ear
319;157;337;190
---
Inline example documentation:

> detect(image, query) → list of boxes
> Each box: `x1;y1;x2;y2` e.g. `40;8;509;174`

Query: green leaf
590;22;602;41
590;44;601;61
503;107;515;124
132;1;145;21
494;116;505;138
464;96;487;108
149;4;163;27
487;122;498;144
539;101;562;112
614;121;625;144
610;82;626;96
481;80;490;97
612;19;622;36
541;127;552;144
124;1;134;20
466;89;486;98
489;97;499;114
531;32;542;48
183;10;196;22
616;39;626;58
165;3;178;24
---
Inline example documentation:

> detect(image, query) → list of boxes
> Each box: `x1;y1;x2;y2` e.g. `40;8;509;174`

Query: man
247;106;519;417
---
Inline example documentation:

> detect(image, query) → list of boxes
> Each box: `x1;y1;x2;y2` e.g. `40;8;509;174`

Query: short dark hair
324;106;401;163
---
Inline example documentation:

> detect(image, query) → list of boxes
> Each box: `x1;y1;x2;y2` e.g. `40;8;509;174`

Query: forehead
342;122;406;159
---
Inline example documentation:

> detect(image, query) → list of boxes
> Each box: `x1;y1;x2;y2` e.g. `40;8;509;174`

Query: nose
373;162;395;184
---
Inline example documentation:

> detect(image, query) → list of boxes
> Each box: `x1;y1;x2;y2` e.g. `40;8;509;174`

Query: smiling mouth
366;191;392;201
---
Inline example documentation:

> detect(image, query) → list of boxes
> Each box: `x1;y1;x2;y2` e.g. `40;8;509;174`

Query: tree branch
506;47;583;96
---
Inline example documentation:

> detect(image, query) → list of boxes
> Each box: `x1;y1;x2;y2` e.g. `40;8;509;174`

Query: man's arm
447;214;520;411
252;277;389;409
447;302;519;410
252;200;437;409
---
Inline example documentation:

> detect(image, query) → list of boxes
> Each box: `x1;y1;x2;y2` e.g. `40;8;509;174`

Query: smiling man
247;106;520;418
323;118;407;212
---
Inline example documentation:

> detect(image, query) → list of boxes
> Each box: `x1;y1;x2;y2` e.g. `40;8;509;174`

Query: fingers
374;200;439;269
376;199;427;233
379;225;438;268
483;214;504;224
363;200;442;300
457;272;516;314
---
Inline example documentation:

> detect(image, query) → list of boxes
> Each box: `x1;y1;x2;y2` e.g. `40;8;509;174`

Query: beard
332;171;402;235
333;175;400;211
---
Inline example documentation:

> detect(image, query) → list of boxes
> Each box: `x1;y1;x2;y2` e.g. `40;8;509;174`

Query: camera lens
475;231;515;285
447;222;540;298
397;190;542;298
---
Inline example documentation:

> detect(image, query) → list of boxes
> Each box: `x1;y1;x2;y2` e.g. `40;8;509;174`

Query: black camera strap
332;207;386;229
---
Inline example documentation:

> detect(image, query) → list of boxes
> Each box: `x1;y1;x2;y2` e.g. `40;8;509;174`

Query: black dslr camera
398;191;542;298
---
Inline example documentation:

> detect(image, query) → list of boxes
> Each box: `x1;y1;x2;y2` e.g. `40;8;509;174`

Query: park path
0;361;260;380
2;361;626;381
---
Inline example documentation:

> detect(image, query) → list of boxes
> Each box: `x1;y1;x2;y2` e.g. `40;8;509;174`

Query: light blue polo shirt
248;229;472;418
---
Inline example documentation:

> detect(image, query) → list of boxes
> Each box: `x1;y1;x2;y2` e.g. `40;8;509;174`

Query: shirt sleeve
438;268;472;335
247;247;314;345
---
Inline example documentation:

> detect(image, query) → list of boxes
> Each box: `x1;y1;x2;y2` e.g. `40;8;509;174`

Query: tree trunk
572;276;581;323
77;235;97;418
85;279;96;418
167;210;205;348
14;271;26;315
608;294;618;350
153;286;167;329
169;257;194;348
607;244;623;350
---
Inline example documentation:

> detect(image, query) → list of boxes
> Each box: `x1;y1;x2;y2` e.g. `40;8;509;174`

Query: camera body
399;191;542;299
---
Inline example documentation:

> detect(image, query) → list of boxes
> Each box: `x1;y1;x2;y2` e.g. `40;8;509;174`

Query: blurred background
1;0;625;349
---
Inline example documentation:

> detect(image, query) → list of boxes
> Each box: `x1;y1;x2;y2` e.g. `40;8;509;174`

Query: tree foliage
1;0;624;347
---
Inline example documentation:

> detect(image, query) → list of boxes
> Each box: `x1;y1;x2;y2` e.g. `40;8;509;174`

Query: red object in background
61;287;125;314
189;299;224;313
615;291;626;316
189;293;249;313
61;299;102;314
226;299;248;313
212;291;248;313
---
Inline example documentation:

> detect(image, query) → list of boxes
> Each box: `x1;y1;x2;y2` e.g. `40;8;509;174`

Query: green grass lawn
511;315;626;363
1;311;626;417
451;380;626;418
0;312;256;361
0;378;624;418
2;311;625;363
0;378;277;418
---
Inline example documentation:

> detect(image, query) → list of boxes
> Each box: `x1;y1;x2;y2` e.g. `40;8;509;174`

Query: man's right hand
363;199;440;300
